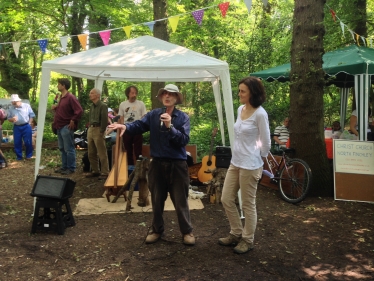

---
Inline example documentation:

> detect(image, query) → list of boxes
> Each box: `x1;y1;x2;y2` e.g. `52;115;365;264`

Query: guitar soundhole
207;161;212;166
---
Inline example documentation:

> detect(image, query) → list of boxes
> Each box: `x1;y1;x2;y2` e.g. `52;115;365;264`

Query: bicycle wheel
278;158;312;203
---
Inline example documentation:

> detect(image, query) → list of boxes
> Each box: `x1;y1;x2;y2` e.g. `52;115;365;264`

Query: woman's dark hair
57;78;71;90
124;86;138;99
238;76;266;108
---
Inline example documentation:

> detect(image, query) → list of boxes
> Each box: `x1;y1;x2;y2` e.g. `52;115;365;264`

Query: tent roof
42;35;229;82
251;45;374;87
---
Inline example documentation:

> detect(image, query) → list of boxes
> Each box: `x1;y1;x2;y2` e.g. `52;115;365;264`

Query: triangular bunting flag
244;0;253;14
60;36;69;52
168;16;180;33
37;39;48;54
192;9;204;26
12;41;21;58
218;2;230;18
340;22;345;37
99;30;111;46
361;36;366;46
349;30;355;42
144;22;155;32
262;0;268;7
78;34;88;50
356;33;360;45
123;26;132;38
330;9;336;22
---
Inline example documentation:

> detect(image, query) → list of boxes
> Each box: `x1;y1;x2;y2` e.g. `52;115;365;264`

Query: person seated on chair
331;120;342;138
273;117;289;149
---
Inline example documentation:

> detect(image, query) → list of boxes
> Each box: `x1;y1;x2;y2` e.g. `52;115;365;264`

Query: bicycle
262;142;312;204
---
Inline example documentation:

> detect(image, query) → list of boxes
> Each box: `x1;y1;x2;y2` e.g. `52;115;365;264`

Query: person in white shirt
118;86;147;165
218;76;271;254
273;117;289;148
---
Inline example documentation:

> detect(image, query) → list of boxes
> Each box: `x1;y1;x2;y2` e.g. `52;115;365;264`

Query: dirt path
0;152;373;281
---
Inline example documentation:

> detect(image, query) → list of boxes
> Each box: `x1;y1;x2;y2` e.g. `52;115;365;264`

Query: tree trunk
151;0;169;110
289;0;333;196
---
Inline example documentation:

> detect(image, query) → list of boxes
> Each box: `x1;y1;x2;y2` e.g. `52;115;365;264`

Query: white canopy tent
35;35;235;177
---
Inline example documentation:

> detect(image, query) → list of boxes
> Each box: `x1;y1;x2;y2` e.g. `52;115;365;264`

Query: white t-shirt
352;110;371;132
231;105;271;170
118;100;147;124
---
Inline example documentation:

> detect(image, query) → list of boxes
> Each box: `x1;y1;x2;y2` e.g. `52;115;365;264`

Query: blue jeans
13;124;33;160
57;125;76;171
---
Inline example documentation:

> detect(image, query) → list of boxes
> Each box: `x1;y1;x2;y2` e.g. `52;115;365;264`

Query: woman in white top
350;108;373;141
218;77;271;254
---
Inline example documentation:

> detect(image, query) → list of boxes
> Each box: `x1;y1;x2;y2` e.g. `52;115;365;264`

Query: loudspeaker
216;146;232;168
30;175;76;199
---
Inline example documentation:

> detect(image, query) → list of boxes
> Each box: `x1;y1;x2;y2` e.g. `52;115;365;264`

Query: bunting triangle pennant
12;41;21;58
192;9;204;26
78;34;88;50
168;16;180;33
360;36;366;46
340;22;345;37
60;36;69;52
355;33;360;45
244;0;253;14
123;26;132;38
144;22;155;32
218;2;230;18
262;0;268;7
349;30;355;42
330;9;336;22
37;39;48;54
99;30;111;46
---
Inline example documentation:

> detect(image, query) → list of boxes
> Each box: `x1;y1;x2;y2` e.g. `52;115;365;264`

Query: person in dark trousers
7;94;35;160
52;78;83;175
86;88;110;180
109;84;195;246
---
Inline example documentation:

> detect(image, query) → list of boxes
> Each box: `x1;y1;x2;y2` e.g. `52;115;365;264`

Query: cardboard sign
334;139;374;175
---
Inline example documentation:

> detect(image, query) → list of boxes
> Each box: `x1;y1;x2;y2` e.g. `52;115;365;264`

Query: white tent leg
339;88;350;129
355;74;369;141
212;79;225;146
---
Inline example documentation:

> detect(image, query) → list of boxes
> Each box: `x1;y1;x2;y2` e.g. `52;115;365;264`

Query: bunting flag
144;21;155;32
168;16;180;33
218;2;230;18
356;34;360;45
361;36;366;46
263;0;268;7
12;41;21;58
349;30;355;42
78;34;88;50
37;39;48;54
244;0;252;14
99;30;111;46
123;26;132;38
192;9;204;26
330;9;336;22
340;21;345;37
60;36;69;52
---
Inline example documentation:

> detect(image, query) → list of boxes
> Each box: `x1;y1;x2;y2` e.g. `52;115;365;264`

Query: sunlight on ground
303;263;374;280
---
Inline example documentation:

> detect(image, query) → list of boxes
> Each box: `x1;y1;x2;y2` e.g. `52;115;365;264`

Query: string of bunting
0;1;235;58
327;4;373;47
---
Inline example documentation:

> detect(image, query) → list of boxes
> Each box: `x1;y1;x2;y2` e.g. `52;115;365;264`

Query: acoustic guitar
198;128;218;183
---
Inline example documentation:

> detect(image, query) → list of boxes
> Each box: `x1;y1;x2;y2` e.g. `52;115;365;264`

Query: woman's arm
349;115;358;136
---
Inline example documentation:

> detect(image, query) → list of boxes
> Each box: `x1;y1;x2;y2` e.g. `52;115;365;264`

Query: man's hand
160;113;171;128
68;120;75;130
8;116;18;123
108;123;126;137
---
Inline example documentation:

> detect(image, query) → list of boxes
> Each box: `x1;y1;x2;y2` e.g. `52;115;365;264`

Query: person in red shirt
52;78;83;175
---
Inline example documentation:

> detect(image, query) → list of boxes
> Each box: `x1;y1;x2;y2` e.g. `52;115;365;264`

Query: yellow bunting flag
123;26;132;38
168;16;180;33
78;34;88;50
355;33;360;46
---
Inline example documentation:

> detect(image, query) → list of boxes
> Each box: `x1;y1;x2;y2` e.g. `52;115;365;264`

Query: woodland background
1;0;373;196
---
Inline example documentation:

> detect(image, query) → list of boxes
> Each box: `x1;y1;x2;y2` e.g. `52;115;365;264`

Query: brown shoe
183;233;195;245
233;239;254;254
145;232;161;244
85;172;100;178
218;233;241;246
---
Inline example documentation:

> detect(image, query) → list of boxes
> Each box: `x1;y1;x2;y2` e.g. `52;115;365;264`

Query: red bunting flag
99;30;111;46
218;2;230;18
330;9;336;22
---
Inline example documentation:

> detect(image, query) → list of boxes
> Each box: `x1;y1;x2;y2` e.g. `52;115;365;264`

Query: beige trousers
87;127;109;175
221;164;262;244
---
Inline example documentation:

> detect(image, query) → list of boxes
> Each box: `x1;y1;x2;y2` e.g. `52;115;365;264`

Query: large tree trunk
289;0;332;196
151;0;169;110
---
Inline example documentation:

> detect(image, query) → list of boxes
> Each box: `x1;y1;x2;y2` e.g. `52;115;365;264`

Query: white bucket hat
157;84;183;105
10;94;22;102
108;108;113;113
